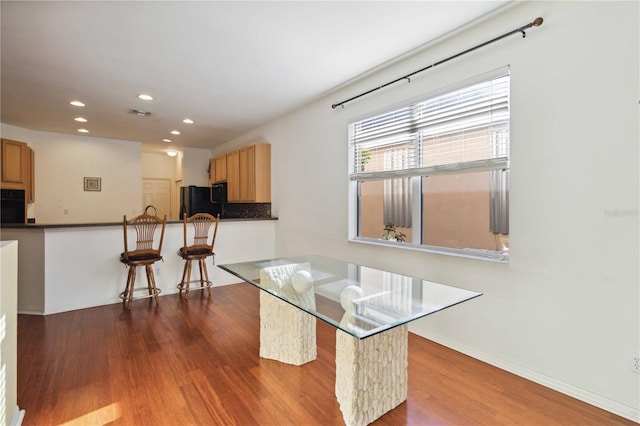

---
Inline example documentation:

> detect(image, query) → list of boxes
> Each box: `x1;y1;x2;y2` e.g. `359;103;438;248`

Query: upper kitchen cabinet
226;150;240;201
209;152;229;185
1;139;35;202
209;158;215;184
214;142;270;203
215;155;227;183
238;143;270;203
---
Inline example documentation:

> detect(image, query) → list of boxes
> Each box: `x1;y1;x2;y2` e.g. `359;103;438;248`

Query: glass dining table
219;255;481;426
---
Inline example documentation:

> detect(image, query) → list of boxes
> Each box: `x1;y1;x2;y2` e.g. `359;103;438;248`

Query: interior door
142;178;171;219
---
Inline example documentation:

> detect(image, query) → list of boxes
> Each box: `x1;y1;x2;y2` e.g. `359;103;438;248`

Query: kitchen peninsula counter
1;218;277;315
1;216;277;229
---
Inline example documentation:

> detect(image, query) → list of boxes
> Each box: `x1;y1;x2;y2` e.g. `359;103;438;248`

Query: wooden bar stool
119;214;167;309
178;213;219;298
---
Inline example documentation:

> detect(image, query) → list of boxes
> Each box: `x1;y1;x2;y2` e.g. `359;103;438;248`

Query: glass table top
219;255;482;339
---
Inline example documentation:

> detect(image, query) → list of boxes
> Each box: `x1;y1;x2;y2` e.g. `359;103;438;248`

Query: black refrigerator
180;186;222;219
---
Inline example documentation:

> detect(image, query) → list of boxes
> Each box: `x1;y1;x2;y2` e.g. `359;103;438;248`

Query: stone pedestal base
335;324;408;426
258;264;317;366
259;291;317;365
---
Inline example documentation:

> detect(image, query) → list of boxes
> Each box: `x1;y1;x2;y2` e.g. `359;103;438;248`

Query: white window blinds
349;70;510;181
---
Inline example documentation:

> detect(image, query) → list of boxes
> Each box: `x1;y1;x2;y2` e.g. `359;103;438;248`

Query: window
349;68;510;261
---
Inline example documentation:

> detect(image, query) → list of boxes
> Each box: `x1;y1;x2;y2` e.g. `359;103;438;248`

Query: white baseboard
15;309;42;316
9;406;25;426
409;326;640;424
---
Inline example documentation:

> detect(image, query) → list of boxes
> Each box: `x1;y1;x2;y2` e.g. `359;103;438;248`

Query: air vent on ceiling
130;109;151;117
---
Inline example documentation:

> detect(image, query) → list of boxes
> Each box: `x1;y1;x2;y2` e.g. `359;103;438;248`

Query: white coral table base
335;324;409;426
259;291;317;366
257;263;408;426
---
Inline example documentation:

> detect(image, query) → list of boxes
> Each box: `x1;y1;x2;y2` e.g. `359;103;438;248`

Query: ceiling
1;1;510;155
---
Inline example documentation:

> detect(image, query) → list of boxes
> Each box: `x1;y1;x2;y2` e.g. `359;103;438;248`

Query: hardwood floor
17;284;635;426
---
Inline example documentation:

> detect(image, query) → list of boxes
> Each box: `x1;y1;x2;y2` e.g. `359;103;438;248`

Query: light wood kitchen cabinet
235;143;270;203
209;154;229;185
209;158;215;184
215;155;227;182
240;143;270;202
213;142;270;203
226;150;240;201
239;146;253;201
252;143;271;202
26;146;34;202
1;139;35;201
1;139;26;185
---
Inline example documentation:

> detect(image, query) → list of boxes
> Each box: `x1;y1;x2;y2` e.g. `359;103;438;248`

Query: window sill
350;237;510;263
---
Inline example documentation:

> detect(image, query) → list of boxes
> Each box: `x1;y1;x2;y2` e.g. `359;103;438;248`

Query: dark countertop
1;217;277;229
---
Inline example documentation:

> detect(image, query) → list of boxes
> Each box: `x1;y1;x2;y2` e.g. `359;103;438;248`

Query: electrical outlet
633;356;640;373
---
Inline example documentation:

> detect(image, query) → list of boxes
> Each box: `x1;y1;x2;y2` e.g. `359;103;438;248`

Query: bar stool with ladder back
178;212;220;298
119;211;167;309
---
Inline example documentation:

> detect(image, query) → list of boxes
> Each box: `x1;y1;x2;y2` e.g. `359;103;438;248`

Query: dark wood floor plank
17;283;635;426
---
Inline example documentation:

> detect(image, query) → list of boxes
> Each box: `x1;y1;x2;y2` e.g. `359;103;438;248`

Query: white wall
142;151;177;179
1;124;213;223
220;1;639;421
1;124;142;223
181;146;212;187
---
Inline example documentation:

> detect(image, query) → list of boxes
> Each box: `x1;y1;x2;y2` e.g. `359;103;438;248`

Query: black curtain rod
331;17;544;109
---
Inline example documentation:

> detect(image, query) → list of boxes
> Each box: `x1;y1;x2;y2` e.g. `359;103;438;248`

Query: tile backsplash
222;203;271;219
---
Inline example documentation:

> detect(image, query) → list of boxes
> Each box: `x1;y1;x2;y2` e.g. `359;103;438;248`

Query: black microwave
211;182;227;203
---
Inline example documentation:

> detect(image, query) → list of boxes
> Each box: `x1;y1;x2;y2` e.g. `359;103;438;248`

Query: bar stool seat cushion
120;252;163;263
178;247;213;257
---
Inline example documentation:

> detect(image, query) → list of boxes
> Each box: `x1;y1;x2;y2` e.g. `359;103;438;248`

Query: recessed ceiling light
170;130;181;135
183;118;194;124
167;151;178;157
77;128;89;133
138;94;153;101
162;138;172;143
70;100;85;107
74;117;87;122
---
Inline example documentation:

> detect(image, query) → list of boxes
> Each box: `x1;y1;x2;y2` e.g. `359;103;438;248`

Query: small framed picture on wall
84;177;101;191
